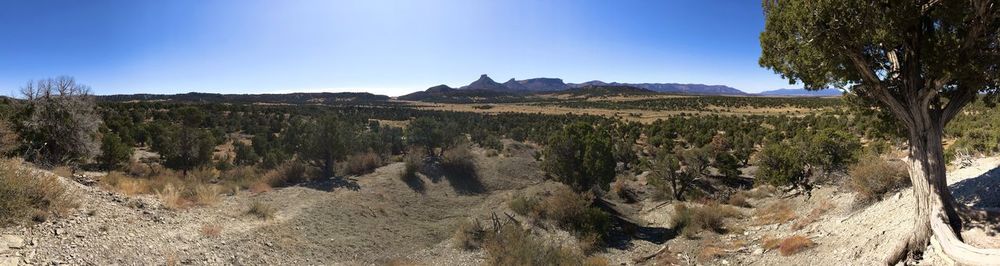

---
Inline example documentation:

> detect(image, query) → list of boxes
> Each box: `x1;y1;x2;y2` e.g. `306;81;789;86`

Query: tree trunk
886;125;964;264
324;156;334;179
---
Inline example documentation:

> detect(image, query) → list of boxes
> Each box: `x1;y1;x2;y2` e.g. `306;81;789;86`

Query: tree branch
847;51;916;128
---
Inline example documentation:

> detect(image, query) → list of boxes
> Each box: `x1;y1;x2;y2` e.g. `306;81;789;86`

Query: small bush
340;151;382;176
777;235;815;256
158;184;190;210
247;201;276;219
508;194;540;216
673;202;742;239
744;185;777;199
0;159;76;226
262;161;309;187
401;148;425;180
753;200;797;225
727;192;751;208
200;224;222;238
540;188;611;245
221;166;259;189
483;224;586;265
761;234;782;250
848;155;910;206
453;219;486;250
441;144;475;172
190;185;220;207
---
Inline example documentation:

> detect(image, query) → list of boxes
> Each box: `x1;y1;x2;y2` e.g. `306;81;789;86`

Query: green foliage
98;133;132;170
800;129;861;175
755;142;807;187
649;147;689;200
542;123;616;191
406;117;460;156
233;142;260;166
156;126;216;176
18;77;102;166
301;115;353;179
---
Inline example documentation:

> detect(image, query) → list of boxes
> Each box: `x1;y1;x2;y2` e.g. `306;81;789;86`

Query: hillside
758;89;843;97
97;92;391;105
571;81;747;95
397;85;526;103
543;85;658;98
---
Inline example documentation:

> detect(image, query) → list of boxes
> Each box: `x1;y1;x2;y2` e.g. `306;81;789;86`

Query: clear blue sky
0;0;793;96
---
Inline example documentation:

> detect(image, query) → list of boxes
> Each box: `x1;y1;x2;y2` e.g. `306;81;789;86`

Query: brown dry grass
262;161;310;187
453;219;486;250
753;200;797;225
340;151;383;176
761;234;782;250
697;245;726;263
727;192;751;207
0;158;76;225
249;182;272;194
848;155;909;206
791;199;835;230
777;235;815;256
674;202;743;238
247;201;276;220
200;223;222;238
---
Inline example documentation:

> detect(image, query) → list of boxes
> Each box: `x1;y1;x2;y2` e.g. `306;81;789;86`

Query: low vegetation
672;202;742;239
847;154;910;207
506;186;611;251
0;158;76;226
753;200;798;225
247;201;276;220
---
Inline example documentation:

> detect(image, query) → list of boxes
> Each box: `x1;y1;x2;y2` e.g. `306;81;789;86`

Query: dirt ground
1;148;998;265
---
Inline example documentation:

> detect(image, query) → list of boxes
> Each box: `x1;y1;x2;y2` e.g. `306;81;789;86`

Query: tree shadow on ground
595;198;676;250
401;172;426;194
303;177;361;192
951;165;1000;236
420;159;486;195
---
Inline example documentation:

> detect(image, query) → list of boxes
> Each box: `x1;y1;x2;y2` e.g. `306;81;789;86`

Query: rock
54;229;65;236
1;235;24;249
752;248;764;255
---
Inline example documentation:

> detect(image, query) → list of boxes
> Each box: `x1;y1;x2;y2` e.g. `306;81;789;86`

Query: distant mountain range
756;88;843;97
431;74;749;95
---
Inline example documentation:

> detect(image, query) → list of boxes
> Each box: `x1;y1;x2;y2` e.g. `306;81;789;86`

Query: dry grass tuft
340;151;383;176
697;245;726;263
777;235;815;256
674;202;742;239
200;223;222;238
191;185;220;207
727;191;751;207
262;161;310;187
483;224;586;265
247;201;276;220
453;219;486;250
583;256;610;266
249;182;272;194
848;155;909;206
744;185;778;199
158;184;191;210
761;234;782;250
753;200;797;225
791;200;835;230
0;159;76;226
